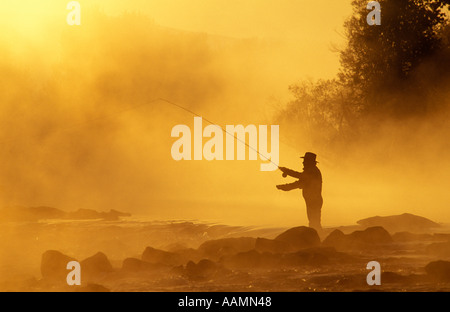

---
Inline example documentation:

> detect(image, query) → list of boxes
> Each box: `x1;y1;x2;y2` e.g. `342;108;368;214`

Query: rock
349;226;393;244
142;247;183;266
80;252;113;280
222;250;275;269
184;259;229;280
75;283;110;292
65;209;131;221
255;238;291;253
198;237;256;259
122;258;164;272
0;206;131;222
426;241;450;258
323;227;392;250
0;206;65;222
425;260;450;281
282;249;329;266
322;229;347;249
173;248;203;264
357;213;440;233
41;250;77;282
381;272;419;284
102;209;131;221
274;226;321;251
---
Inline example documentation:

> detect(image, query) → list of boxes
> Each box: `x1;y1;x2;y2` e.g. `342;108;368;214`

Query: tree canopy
281;0;450;151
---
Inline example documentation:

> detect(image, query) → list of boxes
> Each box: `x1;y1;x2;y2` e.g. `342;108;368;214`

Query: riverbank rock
41;250;77;282
274;226;321;251
183;259;230;280
142;247;183;266
80;252;113;280
425;260;450;281
323;226;392;250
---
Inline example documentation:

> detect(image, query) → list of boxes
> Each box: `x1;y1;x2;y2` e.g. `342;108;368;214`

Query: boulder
323;227;392;250
41;250;77;282
80;252;113;280
357;213;440;233
184;259;229;280
141;247;183;266
425;260;450;281
198;237;256;259
349;226;393;245
274;226;321;251
322;229;347;249
426;241;450;258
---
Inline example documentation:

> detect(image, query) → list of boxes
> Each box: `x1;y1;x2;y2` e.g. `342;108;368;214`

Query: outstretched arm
276;180;302;191
278;167;302;179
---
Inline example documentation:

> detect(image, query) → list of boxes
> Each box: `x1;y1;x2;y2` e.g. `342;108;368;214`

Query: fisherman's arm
278;167;302;179
276;180;302;191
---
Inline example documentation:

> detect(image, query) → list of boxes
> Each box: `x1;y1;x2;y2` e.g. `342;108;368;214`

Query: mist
1;1;448;230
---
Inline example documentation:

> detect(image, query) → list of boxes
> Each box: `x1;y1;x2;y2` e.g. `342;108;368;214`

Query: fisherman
276;152;323;231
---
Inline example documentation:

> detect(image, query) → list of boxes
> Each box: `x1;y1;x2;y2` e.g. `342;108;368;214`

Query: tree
281;0;450;152
339;0;450;116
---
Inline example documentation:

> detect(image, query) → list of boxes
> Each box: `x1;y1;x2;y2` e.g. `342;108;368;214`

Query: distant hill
357;213;440;233
0;206;131;222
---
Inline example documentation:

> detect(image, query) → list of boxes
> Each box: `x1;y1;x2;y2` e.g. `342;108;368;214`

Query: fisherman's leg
306;198;323;231
307;207;322;231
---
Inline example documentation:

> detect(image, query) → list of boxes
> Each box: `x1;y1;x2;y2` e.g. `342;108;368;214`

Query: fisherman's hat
301;152;318;163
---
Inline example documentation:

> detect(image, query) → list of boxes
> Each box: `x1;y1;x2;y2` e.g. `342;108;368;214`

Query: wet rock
41;250;77;282
274;226;321;251
425;260;450;281
80;252;113;281
198;237;257;259
357;213;440;233
141;247;183;266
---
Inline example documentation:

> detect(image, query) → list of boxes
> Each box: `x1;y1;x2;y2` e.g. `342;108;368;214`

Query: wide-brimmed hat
300;152;318;163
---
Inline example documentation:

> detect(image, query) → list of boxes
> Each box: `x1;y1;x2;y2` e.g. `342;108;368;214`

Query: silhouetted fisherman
276;152;323;231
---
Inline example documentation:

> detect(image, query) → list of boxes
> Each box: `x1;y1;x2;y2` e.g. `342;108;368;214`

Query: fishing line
154;97;278;167
3;97;322;168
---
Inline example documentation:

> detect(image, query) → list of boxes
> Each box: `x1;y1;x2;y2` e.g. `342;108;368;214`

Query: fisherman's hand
276;184;288;191
278;166;288;177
